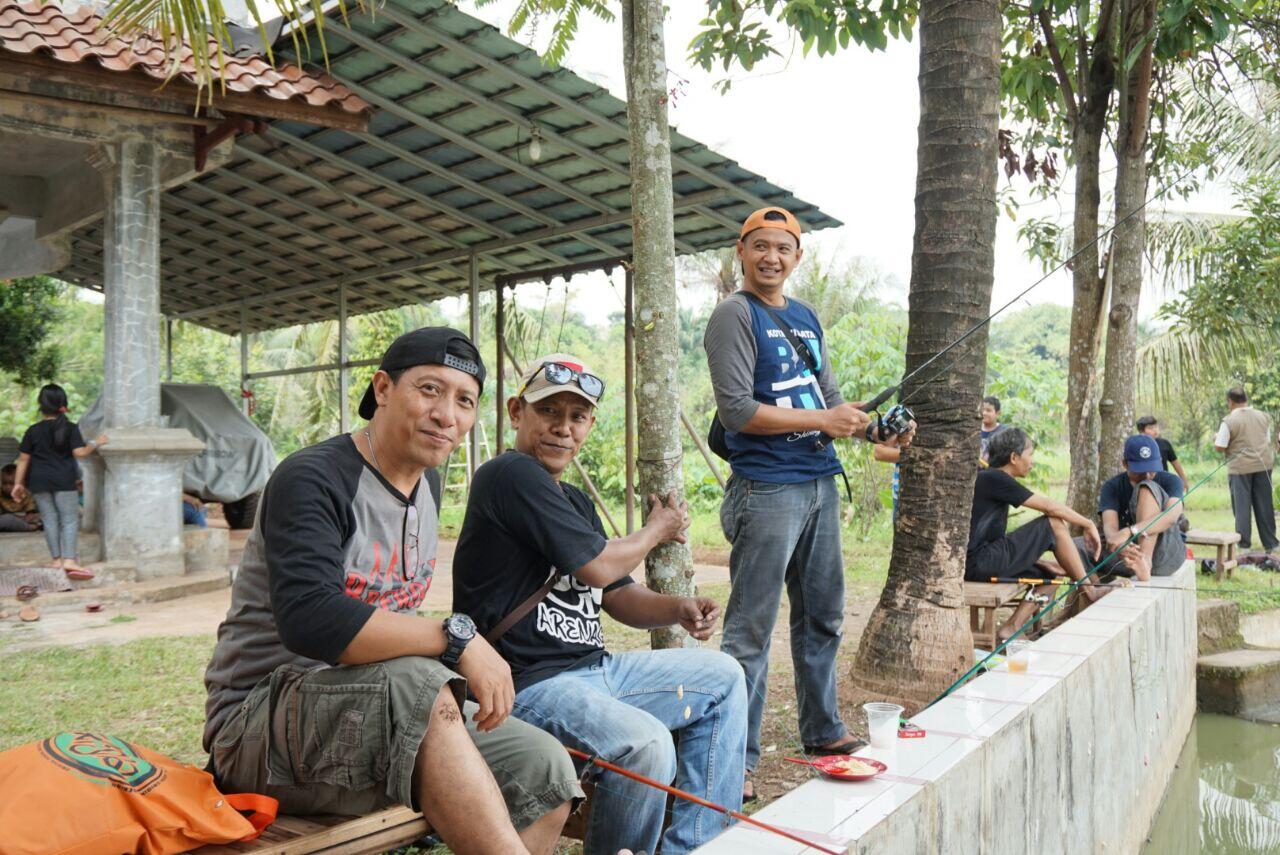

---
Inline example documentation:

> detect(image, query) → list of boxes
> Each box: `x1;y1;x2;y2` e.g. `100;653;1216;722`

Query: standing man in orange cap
704;208;914;801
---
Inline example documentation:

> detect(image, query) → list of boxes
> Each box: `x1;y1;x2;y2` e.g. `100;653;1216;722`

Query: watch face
447;613;476;640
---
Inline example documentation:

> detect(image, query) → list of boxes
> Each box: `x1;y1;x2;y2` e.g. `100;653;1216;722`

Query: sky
220;1;1242;327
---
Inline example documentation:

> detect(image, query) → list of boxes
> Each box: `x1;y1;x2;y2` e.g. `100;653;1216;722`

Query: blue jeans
32;490;79;560
183;501;208;527
513;649;747;855
719;475;846;771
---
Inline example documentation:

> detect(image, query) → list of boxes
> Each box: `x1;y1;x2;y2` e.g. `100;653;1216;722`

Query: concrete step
1197;647;1280;717
1197;598;1245;656
0;569;229;617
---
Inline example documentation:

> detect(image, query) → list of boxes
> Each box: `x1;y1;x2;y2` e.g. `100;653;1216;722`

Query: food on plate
827;757;877;776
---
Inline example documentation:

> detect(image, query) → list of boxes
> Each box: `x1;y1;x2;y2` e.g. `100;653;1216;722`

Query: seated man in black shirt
1096;435;1188;579
967;427;1106;638
453;353;748;855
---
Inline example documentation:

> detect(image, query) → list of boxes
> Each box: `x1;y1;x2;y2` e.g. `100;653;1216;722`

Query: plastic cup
1007;640;1031;673
863;702;904;748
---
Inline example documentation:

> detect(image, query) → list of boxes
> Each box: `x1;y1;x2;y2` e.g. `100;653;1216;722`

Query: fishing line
854;161;1201;419
925;449;1245;710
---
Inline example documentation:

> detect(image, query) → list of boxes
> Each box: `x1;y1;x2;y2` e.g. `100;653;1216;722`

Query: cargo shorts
209;655;583;828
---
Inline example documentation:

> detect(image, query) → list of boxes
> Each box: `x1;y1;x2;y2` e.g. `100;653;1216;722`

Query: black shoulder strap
741;292;819;374
425;467;443;514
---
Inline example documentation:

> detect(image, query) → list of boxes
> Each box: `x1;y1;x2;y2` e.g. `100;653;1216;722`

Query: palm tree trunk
849;0;1001;710
1098;0;1154;476
622;0;694;649
1065;10;1117;518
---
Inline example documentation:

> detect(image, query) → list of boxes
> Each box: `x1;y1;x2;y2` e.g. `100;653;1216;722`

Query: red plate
808;755;887;781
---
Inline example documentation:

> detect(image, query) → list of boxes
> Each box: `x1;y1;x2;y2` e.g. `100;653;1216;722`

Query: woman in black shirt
11;385;107;579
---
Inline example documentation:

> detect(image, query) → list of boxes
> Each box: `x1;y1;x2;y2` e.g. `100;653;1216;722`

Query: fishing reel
864;403;916;443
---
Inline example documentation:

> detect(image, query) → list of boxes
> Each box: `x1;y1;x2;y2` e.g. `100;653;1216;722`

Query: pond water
1144;714;1280;854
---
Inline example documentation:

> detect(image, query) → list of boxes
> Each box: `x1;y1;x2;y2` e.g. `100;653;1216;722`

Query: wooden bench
1186;529;1240;582
194;807;428;855
964;581;1031;650
193;786;594;854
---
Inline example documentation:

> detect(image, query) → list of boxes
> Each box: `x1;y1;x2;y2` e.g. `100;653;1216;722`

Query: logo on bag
39;732;166;793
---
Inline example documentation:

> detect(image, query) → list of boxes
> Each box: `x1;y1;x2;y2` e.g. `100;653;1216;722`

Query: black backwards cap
358;327;486;420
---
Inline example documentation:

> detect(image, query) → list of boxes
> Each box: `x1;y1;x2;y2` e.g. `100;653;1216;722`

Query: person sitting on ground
452;353;748;855
202;329;581;855
10;385;106;579
0;464;39;532
979;395;1007;464
1097;435;1188;580
1136;415;1189;492
967;427;1106;638
182;493;207;528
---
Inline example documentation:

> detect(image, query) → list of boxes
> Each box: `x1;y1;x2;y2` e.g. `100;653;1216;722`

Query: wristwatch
440;613;477;669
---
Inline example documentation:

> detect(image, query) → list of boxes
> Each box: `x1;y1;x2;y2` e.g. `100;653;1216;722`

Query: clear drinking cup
1007;640;1031;673
863;702;904;749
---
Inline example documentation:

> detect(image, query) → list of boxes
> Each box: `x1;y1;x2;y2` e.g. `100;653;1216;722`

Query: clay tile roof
0;0;370;118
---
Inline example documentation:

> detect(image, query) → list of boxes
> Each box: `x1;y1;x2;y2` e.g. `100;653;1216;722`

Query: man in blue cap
1096;435;1187;579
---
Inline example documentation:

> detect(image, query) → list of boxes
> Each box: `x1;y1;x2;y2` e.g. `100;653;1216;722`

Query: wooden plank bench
193;807;428;855
964;581;1030;650
1185;529;1240;582
193;786;594;854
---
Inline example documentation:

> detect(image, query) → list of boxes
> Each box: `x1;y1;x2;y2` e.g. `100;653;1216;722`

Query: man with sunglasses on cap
704;207;915;801
451;354;748;855
202;328;581;855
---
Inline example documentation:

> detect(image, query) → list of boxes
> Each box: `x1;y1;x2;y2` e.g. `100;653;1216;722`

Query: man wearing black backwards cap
203;328;581;855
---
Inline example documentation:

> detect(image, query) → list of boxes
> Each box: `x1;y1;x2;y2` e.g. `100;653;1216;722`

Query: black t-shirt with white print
453;451;633;693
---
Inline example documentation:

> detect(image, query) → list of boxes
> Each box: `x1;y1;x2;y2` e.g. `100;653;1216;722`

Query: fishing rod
564;747;844;855
852;162;1199;440
925;450;1239;709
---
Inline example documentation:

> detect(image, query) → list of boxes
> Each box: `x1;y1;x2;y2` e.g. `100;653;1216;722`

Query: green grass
0;636;213;764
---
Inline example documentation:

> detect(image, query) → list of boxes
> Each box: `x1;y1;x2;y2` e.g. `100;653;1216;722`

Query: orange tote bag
0;733;276;855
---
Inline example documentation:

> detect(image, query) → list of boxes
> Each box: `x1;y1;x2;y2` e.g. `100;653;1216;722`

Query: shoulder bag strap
742;292;819;374
485;575;558;644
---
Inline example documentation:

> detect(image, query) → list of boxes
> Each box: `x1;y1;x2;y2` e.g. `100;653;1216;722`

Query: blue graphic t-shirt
705;293;844;484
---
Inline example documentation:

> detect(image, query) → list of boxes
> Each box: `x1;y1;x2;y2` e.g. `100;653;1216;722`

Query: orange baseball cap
739;206;802;245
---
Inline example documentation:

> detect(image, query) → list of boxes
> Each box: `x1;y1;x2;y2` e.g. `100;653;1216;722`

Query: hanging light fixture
528;125;543;162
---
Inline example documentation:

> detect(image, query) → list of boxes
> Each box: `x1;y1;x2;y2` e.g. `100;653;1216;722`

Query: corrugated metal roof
0;0;370;117
60;0;841;334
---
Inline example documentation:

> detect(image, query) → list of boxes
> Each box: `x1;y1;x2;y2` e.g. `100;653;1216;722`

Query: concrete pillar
89;136;203;578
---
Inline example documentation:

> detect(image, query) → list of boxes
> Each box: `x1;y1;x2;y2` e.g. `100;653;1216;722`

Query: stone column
88;136;204;577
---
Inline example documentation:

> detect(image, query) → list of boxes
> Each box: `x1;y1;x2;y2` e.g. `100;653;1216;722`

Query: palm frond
1145;209;1244;293
1136;324;1278;409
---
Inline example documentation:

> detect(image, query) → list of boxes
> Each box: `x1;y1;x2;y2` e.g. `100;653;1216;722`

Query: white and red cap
517;353;602;406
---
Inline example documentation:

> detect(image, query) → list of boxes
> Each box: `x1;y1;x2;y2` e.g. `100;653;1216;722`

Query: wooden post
165;317;173;381
338;284;349;434
625;266;636;534
681;409;726;489
496;284;506;454
239;308;249;417
468;253;480;481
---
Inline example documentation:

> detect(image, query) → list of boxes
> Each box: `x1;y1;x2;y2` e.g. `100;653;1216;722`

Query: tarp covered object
81;383;274;503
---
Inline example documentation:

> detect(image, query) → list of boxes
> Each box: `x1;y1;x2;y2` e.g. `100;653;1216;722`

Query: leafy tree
0;277;62;386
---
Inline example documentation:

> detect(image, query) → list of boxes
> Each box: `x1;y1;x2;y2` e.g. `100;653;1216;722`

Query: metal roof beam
171;188;727;321
262;127;573;272
324;15;701;256
383;0;779;216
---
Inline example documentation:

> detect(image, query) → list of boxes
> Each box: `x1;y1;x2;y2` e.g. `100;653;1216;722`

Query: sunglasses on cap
521;361;606;400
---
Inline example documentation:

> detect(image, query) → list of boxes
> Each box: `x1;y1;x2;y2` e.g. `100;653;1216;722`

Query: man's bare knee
431;689;464;726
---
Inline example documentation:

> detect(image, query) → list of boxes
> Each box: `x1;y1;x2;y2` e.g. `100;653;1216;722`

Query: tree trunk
1097;0;1153;477
1064;14;1117;518
622;0;694;649
848;0;1001;710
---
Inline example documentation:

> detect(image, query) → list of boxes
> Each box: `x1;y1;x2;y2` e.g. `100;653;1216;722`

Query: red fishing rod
564;747;843;855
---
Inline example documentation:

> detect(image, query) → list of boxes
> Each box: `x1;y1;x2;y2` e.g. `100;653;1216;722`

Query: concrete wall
695;562;1198;855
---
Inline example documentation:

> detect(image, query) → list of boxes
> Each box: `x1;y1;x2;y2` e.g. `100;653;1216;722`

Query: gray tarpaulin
81;383;275;503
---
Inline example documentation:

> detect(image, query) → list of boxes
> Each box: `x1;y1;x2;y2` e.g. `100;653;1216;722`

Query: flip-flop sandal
15;585;39;602
65;567;94;581
803;738;868;756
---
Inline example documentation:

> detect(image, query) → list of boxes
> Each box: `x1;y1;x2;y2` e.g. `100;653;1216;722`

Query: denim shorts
209;655;583;827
